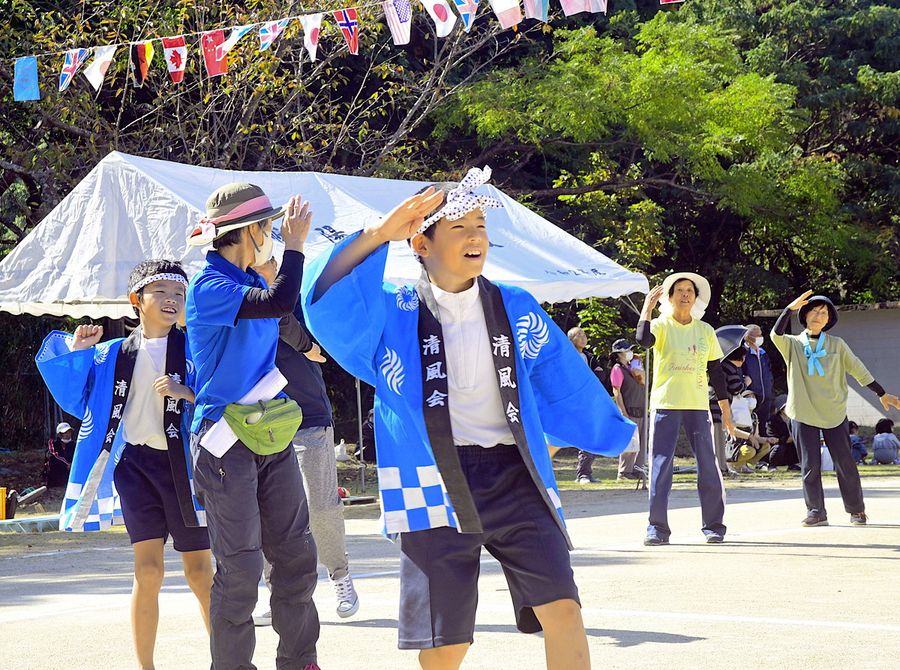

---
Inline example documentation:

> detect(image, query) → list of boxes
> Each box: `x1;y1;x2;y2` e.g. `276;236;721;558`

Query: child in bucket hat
185;183;324;670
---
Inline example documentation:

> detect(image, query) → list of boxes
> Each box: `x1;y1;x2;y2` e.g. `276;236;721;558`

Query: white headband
417;166;503;235
130;273;188;294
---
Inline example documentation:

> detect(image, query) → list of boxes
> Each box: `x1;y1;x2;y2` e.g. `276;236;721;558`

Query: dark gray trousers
791;418;864;517
193;434;320;670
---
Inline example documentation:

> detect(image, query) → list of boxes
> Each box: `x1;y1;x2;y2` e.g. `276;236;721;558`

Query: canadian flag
299;14;323;62
201;30;227;77
161;36;187;84
489;0;522;28
423;0;457;38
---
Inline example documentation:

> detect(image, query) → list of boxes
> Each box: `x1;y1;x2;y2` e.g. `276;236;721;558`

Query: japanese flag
82;45;117;92
299;14;323;62
424;0;457;38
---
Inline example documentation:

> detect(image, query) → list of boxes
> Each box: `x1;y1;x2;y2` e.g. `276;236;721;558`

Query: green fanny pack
223;398;303;456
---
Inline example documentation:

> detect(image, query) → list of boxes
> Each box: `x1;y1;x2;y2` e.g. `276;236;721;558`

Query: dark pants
767;441;799;467
648;409;726;540
575;451;595;481
755;397;773;437
193;436;320;670
791;419;864;517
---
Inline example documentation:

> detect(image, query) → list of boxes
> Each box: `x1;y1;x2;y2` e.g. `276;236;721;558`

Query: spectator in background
360;408;376;463
609;339;646;480
742;324;775;435
872;419;900;465
568;327;607;484
766;395;801;471
709;326;751;476
44;422;76;489
849;421;868;464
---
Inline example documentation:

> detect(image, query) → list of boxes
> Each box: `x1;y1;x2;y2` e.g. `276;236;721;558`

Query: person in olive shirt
770;291;900;527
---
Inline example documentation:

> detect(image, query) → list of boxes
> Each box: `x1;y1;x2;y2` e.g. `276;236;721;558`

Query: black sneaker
801;513;828;527
850;513;867;526
644;535;669;546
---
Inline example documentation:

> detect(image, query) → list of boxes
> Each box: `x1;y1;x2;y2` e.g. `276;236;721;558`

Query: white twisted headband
130;273;189;294
417;166;503;235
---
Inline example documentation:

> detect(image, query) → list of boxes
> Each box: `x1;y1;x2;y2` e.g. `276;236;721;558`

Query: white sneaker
332;573;360;618
252;607;272;626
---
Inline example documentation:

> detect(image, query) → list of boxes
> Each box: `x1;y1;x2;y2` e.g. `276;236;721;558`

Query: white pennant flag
299;14;323;62
489;0;523;28
216;24;254;60
423;0;457;38
82;45;117;92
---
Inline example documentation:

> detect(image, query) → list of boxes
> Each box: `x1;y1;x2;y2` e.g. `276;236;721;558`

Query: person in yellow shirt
636;272;736;545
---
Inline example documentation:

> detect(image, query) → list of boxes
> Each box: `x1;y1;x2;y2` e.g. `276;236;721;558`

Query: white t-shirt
431;281;515;448
122;336;168;450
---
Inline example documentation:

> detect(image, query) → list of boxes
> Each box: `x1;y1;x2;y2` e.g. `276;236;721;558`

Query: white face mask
60;437;72;443
754;337;764;347
251;226;274;267
624;351;634;362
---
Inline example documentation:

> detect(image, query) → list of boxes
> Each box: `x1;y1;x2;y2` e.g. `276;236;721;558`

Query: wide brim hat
187;182;285;247
611;338;635;354
659;272;712;320
715;325;750;360
798;295;838;331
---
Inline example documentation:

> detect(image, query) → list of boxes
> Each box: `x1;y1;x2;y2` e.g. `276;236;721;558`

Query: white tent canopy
0;152;647;319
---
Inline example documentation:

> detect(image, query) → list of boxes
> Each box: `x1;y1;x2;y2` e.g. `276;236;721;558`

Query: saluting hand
879;394;900;412
72;324;103;351
786;290;814;312
282;196;313;252
370;188;446;243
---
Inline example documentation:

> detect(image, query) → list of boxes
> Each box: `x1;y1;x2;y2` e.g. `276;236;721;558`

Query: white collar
430;279;480;312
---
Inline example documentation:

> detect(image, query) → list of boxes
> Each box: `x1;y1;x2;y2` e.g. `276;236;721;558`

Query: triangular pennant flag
216;24;254;61
201;30;228;76
130;41;154;87
523;0;548;21
82;45;117;92
59;48;89;92
660;0;684;4
259;18;291;51
424;0;457;38
332;9;360;55
452;0;480;32
299;14;323;62
14;56;41;101
161;36;187;84
559;0;605;15
384;0;413;46
489;0;522;29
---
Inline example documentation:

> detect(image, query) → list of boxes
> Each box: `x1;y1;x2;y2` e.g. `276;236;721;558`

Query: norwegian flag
383;0;413;46
299;14;323;61
333;9;360;56
489;0;522;29
161;36;187;84
59;48;90;92
259;18;291;51
452;0;480;32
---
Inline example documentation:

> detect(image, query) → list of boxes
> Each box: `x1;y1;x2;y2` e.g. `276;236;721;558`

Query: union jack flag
259;18;291;51
332;9;360;56
59;48;89;92
453;0;480;32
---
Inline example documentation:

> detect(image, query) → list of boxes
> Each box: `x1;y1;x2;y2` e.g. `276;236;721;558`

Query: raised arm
636;285;663;347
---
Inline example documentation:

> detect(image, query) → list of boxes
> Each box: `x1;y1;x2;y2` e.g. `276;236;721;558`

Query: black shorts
114;443;209;552
398;445;579;649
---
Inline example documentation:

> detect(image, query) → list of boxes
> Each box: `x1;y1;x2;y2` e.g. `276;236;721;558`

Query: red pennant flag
161;36;187;84
332;9;360;56
201;30;228;77
130;41;154;87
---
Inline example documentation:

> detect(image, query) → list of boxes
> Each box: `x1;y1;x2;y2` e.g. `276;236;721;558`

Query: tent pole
356;377;364;492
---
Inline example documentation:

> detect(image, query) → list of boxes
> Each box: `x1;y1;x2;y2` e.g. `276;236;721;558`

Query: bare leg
418;643;470;670
533;598;590;670
181;549;214;634
131;539;166;670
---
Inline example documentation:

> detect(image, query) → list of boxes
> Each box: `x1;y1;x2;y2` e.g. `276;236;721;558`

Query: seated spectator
726;397;778;473
765;396;801;471
43;422;76;489
848;421;868;464
359;409;377;463
871;418;900;465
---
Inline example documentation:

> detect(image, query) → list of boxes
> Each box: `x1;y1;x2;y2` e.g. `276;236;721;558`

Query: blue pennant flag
14;56;41;101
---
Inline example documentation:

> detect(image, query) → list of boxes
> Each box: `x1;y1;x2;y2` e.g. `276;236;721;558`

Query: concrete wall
826;309;899;428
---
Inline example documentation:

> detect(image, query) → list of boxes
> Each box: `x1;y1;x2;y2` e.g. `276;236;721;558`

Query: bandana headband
417;166;503;235
130;273;189;295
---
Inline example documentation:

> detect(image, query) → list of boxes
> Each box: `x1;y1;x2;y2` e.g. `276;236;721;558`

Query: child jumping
36;260;211;670
302;167;634;669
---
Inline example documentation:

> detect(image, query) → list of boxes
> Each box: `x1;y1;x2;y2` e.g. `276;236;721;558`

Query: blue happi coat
35;330;205;532
303;233;634;541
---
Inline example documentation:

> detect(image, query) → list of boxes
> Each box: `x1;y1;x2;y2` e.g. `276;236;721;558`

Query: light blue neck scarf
801;331;827;377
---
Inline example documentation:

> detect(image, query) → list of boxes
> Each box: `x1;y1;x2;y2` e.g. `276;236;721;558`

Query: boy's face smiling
131;279;186;333
412;209;489;292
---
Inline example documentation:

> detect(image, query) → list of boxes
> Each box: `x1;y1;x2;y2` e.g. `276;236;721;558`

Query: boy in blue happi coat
36;260;211;670
303;168;635;669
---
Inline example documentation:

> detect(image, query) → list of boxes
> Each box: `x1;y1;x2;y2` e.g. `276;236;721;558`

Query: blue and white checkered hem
378;464;456;535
